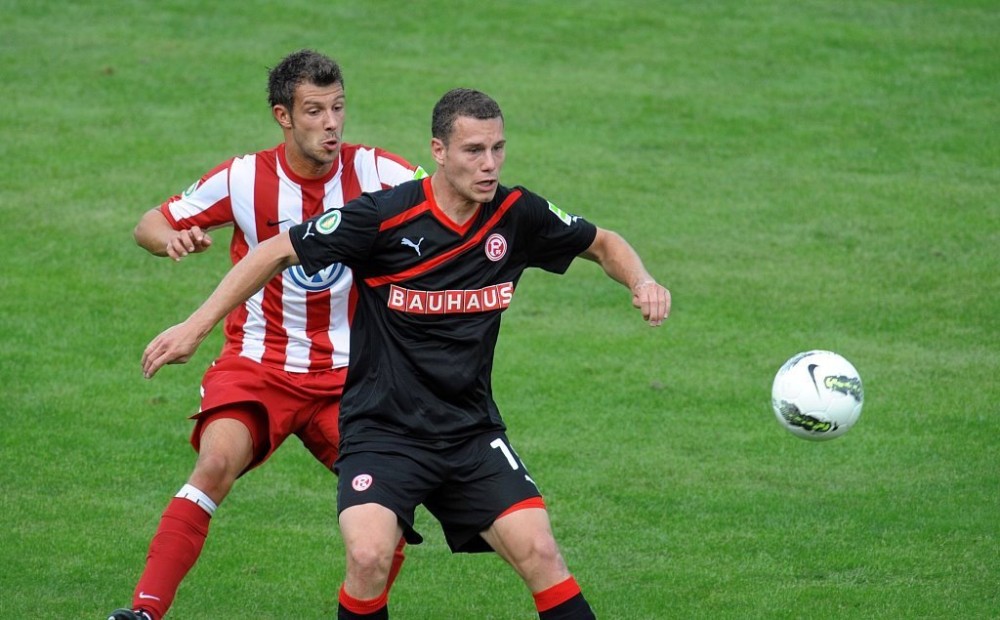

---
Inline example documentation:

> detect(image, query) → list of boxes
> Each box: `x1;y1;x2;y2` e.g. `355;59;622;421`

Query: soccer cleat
107;609;152;620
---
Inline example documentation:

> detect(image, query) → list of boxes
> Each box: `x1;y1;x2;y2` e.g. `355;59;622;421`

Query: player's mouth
476;179;498;192
321;138;340;152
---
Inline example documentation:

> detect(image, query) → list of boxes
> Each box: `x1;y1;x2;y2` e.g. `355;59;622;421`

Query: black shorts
335;431;542;553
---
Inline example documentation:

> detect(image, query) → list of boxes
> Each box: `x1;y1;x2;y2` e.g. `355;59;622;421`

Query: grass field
2;1;997;618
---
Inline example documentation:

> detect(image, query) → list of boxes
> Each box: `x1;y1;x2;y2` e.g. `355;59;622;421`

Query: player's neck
282;142;336;180
430;173;480;226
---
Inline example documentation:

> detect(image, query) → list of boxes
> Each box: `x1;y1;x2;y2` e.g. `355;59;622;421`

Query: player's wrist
631;278;657;293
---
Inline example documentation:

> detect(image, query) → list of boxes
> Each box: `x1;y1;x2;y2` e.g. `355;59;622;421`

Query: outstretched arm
580;227;671;327
134;208;214;261
141;232;299;378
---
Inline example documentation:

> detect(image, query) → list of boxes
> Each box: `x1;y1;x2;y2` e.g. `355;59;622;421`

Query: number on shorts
490;438;519;471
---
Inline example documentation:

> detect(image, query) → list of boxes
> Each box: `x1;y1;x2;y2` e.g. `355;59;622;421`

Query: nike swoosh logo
267;218;290;227
807;363;821;395
138;592;161;601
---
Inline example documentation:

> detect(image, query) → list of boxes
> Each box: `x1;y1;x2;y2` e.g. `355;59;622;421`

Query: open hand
141;321;204;378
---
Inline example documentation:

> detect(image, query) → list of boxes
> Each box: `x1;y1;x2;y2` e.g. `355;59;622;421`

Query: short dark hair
431;88;503;143
267;49;343;110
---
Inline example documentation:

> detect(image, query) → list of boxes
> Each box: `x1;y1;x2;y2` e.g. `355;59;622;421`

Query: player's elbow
132;221;145;247
582;227;623;264
133;209;168;254
261;231;301;270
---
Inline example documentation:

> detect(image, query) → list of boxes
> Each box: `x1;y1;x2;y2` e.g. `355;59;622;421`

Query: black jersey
289;176;597;452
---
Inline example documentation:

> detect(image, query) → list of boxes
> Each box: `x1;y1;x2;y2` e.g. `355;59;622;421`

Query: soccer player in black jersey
143;88;671;619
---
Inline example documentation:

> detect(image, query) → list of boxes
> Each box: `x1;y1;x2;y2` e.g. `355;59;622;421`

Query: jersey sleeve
289;193;380;276
158;159;235;230
518;188;598;274
372;147;428;188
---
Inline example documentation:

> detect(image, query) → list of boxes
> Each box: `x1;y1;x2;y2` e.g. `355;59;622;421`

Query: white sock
175;483;218;516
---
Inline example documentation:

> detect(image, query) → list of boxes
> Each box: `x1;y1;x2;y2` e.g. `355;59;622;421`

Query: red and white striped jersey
160;142;423;372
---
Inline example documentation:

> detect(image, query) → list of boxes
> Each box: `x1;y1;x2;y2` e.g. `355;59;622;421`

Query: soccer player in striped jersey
140;88;670;619
107;50;424;620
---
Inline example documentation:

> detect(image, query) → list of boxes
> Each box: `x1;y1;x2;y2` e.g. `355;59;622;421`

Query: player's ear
273;105;292;129
431;137;446;166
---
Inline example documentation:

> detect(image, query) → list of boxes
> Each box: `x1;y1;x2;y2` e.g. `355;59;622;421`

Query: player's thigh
336;449;438;545
425;432;542;552
294;367;346;469
192;406;264;476
339;502;404;560
195;357;279;462
297;396;341;470
481;506;561;564
482;506;570;592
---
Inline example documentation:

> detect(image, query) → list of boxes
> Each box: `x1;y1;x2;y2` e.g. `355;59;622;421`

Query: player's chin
315;143;340;160
473;182;498;202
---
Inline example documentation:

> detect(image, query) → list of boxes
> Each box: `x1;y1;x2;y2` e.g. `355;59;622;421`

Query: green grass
2;0;997;618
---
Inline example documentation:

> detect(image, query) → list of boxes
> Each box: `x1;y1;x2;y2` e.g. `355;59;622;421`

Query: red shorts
191;355;346;472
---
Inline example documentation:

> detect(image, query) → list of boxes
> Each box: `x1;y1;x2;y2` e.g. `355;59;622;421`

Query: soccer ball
771;350;864;441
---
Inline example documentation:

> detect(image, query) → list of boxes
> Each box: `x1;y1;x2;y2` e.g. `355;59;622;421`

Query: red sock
534;576;580;612
534;576;595;619
338;584;388;619
383;537;406;594
131;497;212;619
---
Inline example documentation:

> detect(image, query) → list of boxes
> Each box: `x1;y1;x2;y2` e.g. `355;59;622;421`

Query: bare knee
513;530;565;573
345;542;393;580
485;509;570;591
189;451;241;501
340;504;402;599
188;417;255;501
534;532;563;566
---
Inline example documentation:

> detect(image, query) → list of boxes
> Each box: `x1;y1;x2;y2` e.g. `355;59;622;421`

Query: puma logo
401;237;425;256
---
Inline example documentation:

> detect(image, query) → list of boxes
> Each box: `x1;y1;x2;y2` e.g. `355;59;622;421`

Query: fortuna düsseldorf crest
485;233;507;262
